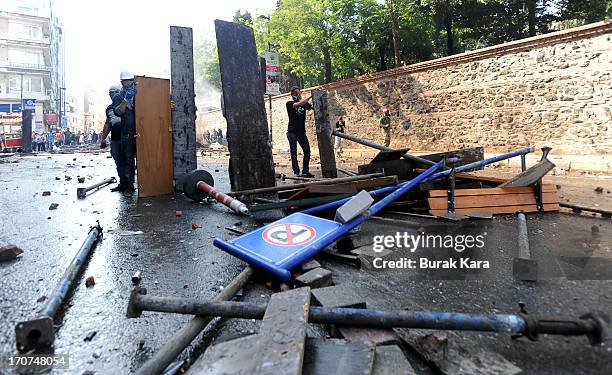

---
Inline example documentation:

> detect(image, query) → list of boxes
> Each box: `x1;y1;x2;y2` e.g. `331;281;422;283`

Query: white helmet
120;70;134;80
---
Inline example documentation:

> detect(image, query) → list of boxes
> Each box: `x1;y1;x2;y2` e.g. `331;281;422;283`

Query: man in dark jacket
111;71;137;195
286;86;314;177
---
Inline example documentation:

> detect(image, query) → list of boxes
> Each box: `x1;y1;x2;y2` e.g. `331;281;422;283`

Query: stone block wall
197;21;612;158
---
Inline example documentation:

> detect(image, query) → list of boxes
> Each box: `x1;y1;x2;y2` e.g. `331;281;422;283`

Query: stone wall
197;21;612;158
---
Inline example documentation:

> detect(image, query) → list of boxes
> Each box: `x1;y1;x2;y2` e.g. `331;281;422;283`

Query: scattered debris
0;245;23;261
42;191;51;196
49;203;59;210
192;223;202;230
595;187;603;193
175;210;183;217
132;271;142;284
78;177;86;183
84;331;97;342
295;268;333;288
37;295;47;303
85;276;95;287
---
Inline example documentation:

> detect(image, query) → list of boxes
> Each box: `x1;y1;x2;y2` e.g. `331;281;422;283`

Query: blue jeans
287;132;310;175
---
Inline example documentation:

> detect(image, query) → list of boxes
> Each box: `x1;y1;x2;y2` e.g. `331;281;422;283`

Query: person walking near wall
379;108;391;148
334;115;346;154
286;86;314;177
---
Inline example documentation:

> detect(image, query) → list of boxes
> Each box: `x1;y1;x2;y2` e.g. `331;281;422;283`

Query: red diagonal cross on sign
262;223;316;246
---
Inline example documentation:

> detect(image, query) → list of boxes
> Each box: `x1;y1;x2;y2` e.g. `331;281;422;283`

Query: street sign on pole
265;52;281;96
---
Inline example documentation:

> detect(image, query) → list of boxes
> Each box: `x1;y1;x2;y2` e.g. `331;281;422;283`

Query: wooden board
430;204;560;216
428;192;558;210
498;159;555;187
428;185;556;197
303;338;375;375
135;76;173;198
308;176;398;194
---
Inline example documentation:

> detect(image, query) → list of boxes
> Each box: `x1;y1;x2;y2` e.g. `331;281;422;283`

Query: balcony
0;10;51;22
0;61;51;72
0;91;50;101
0;33;50;47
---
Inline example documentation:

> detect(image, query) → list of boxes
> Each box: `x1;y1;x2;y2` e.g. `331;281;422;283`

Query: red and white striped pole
196;181;249;215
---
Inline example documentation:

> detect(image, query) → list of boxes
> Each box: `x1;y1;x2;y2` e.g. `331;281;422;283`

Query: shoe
110;184;125;192
301;172;315;178
123;185;135;195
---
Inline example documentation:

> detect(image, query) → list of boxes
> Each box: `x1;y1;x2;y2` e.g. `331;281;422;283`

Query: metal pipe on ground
15;223;103;352
332;130;436;167
302;147;535;215
560;202;612;218
133;266;254;375
182;170;249;215
513;212;538;281
337;167;357;176
127;290;609;345
226;173;384;197
77;177;116;199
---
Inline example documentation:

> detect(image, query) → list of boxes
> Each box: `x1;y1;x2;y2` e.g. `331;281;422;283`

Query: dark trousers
112;134;136;186
287;131;310;175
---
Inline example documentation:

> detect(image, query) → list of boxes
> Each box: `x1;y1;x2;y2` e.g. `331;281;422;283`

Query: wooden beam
428;185;556;197
170;26;197;190
430;203;560;216
312;89;337;178
215;20;276;192
427;192;559;210
498;159;556;187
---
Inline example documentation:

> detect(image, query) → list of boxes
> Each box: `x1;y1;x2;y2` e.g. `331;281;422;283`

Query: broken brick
85;276;95;287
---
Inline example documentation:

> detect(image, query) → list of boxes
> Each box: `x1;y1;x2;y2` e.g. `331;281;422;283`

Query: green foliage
193;38;221;91
193;1;609;92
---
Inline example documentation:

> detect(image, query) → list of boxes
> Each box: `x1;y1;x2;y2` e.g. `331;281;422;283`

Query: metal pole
134;266;254;375
332;130;436;167
269;94;273;145
517;212;530;260
15;224;103;352
302;147;535;215
227;172;384;197
196;180;249;215
77;177;116;199
128;291;607;343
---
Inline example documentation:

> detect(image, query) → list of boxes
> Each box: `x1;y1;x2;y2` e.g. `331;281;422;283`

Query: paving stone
311;285;366;308
303;338;375;375
336;326;400;346
295;268;333;288
301;259;322;272
373;345;417;375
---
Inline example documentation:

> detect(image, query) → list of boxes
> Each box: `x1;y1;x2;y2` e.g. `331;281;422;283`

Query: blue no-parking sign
214;212;341;280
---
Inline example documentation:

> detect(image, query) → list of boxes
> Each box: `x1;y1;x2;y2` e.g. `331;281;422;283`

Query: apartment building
0;0;64;134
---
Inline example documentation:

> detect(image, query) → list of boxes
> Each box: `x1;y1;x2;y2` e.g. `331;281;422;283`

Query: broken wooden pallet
427;185;559;216
288;175;399;200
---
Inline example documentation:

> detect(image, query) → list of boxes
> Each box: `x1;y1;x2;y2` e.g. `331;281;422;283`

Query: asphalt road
1;151;611;374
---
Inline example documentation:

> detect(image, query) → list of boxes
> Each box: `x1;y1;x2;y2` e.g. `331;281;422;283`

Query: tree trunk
387;0;401;67
527;0;536;37
445;12;454;56
378;42;387;71
322;45;332;83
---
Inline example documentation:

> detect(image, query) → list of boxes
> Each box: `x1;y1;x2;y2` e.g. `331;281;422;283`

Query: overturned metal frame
127;288;610;346
15;223;103;352
77;177;116;199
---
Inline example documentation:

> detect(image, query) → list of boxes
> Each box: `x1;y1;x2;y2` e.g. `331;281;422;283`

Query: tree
193;38;221;91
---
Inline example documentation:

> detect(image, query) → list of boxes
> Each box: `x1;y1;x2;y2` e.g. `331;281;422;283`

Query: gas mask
292;95;301;101
121;79;135;89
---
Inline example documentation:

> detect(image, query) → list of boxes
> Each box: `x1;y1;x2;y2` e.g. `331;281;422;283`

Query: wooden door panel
135;76;173;197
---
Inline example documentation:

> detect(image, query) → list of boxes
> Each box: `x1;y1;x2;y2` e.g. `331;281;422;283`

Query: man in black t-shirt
286;86;314;177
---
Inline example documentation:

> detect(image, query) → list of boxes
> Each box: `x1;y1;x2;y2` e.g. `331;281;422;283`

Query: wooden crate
427;185;559;216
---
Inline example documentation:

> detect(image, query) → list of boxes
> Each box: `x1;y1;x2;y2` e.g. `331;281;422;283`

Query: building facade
0;0;64;135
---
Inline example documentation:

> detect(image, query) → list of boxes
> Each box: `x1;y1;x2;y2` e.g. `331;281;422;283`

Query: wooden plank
498;159;556;187
170;26;197;189
249;193;354;212
415;169;508;183
427;192;558;210
192;288;311;375
303;338;375;375
258;287;311;375
428;185;556;197
308;176;398;194
312;89;337;178
134;76;174;198
430;203;560;216
215;20;276;192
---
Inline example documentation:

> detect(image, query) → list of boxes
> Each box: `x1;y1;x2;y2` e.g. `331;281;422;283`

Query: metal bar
15;224;103;352
134;266;254;375
129;292;605;341
332;130;436;167
227;173;384;197
302;147;535;215
521;154;527;172
196;181;249;215
337;167;357;176
250;193;354;212
447;167;456;213
77;177;116;198
517;212;530;260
